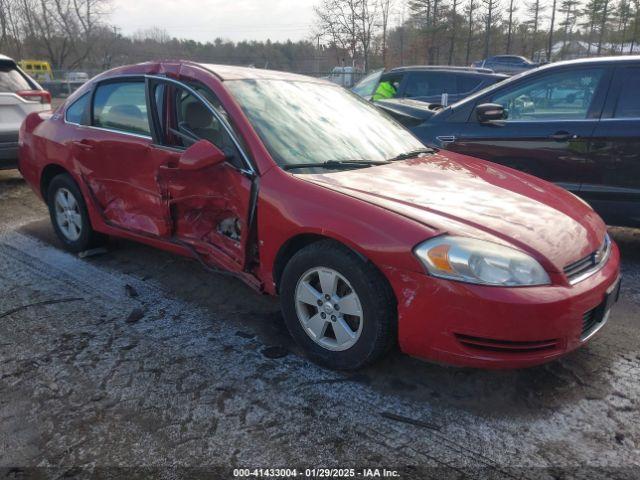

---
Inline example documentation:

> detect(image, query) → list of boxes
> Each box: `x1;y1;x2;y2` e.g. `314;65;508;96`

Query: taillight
16;90;52;105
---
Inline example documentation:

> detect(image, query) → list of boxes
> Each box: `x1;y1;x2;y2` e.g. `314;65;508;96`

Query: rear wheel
46;174;104;253
280;240;396;370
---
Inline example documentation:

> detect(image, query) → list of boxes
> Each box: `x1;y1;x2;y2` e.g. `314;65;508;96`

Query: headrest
185;101;212;129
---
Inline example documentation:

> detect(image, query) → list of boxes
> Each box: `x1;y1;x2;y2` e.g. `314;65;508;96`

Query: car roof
386;65;504;76
538;55;640;69
0;54;15;63
197;63;327;83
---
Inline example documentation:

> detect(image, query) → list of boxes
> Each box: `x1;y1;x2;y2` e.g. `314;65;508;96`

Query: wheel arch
40;163;71;199
272;233;391;298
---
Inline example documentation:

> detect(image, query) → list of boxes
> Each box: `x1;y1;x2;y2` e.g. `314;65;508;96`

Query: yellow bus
18;60;53;81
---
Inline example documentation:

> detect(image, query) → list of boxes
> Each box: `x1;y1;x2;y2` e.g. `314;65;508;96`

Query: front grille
455;334;560;354
564;235;610;283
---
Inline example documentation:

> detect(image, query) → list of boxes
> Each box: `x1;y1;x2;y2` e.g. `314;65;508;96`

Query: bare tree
481;0;500;58
465;0;479;63
582;0;603;54
597;0;612;53
547;0;558;60
614;0;630;51
505;0;516;53
378;0;393;67
559;0;580;54
315;0;380;69
526;0;546;58
447;0;459;63
358;0;379;69
630;0;640;52
1;0;110;68
409;0;446;64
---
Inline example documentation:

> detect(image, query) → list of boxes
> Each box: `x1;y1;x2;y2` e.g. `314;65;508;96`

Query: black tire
280;240;397;370
46;173;105;253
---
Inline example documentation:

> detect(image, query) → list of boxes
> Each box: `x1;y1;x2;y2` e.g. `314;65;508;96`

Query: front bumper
388;242;621;369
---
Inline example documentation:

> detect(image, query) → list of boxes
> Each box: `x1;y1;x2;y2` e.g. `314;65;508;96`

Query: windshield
352;69;383;98
226;79;423;168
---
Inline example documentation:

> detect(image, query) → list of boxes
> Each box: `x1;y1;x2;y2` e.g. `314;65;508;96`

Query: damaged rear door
147;76;256;273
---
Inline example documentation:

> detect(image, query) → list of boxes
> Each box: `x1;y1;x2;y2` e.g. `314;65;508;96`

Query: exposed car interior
176;91;223;147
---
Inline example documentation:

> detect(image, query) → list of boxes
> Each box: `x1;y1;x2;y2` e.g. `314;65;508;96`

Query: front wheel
280;241;397;370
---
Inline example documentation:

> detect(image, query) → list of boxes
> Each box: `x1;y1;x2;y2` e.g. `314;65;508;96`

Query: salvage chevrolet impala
19;61;621;369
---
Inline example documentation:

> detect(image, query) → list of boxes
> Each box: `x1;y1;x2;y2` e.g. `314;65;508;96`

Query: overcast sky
109;0;319;43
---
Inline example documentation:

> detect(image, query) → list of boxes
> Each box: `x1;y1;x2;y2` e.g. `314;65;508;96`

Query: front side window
93;81;150;135
226;79;424;168
614;68;640;118
65;93;90;125
491;68;604;121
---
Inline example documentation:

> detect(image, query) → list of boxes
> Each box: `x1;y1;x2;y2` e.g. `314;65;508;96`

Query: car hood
298;151;606;272
375;98;442;124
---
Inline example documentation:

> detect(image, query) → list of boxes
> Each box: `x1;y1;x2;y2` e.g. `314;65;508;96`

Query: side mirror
178;139;227;170
476;103;506;123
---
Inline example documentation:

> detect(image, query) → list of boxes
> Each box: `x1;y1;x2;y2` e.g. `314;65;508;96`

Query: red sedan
19;61;621;370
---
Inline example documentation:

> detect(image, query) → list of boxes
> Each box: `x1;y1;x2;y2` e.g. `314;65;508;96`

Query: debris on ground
381;412;441;431
125;307;146;324
78;247;109;259
124;284;139;298
261;346;289;359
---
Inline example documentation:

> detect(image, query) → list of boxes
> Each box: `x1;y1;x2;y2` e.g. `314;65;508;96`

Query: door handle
436;135;456;145
549;131;578;142
72;140;94;151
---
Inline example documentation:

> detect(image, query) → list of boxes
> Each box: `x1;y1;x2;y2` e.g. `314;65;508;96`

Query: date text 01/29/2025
232;468;401;478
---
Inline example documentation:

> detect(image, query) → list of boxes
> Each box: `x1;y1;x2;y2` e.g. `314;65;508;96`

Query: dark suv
352;66;506;105
397;56;640;227
472;55;539;75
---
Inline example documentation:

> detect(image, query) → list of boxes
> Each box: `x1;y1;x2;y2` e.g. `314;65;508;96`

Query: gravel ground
0;169;639;479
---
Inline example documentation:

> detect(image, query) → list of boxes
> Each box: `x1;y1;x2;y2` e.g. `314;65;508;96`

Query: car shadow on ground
16;218;640;421
0;171;26;193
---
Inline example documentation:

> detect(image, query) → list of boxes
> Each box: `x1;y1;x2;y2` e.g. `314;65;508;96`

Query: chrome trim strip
567;235;611;285
63;120;152;141
87;125;152;140
581;309;611;342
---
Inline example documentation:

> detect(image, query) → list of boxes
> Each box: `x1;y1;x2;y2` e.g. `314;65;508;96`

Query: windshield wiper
388;148;434;162
283;159;390;171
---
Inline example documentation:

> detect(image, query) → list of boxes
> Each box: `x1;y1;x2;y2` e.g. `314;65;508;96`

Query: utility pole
315;33;321;75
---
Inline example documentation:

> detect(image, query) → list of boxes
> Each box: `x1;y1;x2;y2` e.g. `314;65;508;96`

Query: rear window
0;64;32;92
92;81;150;136
65;92;90;125
458;76;483;94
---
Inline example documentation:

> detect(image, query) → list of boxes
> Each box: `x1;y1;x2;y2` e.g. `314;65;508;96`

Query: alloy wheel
54;188;83;241
294;267;364;351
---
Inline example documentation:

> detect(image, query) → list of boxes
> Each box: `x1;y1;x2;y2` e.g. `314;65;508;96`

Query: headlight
414;236;550;286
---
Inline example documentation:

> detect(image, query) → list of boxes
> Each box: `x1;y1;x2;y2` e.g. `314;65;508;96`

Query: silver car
0;54;51;169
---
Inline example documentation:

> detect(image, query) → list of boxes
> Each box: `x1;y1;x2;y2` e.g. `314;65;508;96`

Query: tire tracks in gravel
0;230;545;477
3;230;639;477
